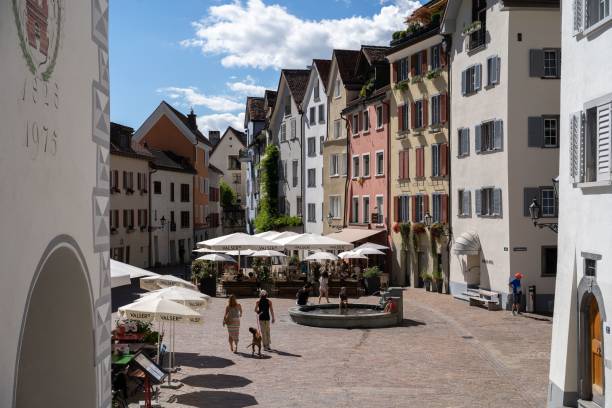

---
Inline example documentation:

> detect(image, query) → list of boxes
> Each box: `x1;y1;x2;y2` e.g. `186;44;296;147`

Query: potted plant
363;266;382;295
412;222;427;235
432;268;443;293
394;80;409;92
192;259;217;297
462;20;482;36
421;272;432;291
392;222;401;234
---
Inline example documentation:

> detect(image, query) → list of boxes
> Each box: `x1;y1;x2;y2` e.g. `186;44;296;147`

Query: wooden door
590;298;604;396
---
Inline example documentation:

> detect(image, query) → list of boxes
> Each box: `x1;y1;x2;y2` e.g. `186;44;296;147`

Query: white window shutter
495;57;501;85
570;112;581;182
573;0;584;34
580;111;586;182
475;124;482;153
494;120;504;150
597;103;612;181
461;70;467;96
474;189;482;216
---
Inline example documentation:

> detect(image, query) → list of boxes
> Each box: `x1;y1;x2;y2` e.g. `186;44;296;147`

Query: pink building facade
344;88;391;242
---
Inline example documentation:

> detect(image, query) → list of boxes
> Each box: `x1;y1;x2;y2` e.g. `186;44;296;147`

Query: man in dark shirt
509;273;523;315
296;283;312;306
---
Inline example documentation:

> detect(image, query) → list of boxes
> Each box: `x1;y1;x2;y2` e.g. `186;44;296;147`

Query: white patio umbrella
192;248;223;254
270;231;299;242
354;242;389;251
197;253;237;262
305;251;339;261
140;275;197;291
139;288;209;310
111;266;131;288
143;286;211;301
340;251;368;260
111;259;160;280
355;248;386;256
276;233;353;251
250;250;287;258
119;297;202;384
225;249;255;256
198;233;282;274
337;251;353;259
255;230;280;239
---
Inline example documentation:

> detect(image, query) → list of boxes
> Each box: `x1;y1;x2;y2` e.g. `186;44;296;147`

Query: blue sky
110;0;422;133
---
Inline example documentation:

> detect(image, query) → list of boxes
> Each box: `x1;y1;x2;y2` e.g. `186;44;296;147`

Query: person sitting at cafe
235;270;245;281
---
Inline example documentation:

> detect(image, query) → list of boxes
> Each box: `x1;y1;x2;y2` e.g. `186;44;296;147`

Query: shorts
513;291;522;304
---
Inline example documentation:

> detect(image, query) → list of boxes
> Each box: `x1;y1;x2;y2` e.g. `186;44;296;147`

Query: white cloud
197;112;245;133
158;86;243;112
181;0;421;70
226;75;267;96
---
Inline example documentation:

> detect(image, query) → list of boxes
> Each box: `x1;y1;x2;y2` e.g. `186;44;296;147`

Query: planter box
222;281;258;297
199;277;217;297
364;276;381;295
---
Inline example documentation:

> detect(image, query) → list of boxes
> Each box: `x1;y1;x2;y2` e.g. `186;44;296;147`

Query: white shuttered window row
474;188;502;217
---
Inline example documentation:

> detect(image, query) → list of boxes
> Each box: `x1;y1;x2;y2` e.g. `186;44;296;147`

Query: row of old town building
108;0;611;405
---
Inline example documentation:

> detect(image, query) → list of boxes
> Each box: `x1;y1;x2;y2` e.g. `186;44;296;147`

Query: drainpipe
340;110;350;229
148;166;157;268
383;98;392;283
444;34;453;295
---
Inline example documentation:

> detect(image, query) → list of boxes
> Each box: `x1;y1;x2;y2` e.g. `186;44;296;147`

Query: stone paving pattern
130;288;552;408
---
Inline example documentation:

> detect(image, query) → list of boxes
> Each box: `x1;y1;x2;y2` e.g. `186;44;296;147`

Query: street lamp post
528;177;559;234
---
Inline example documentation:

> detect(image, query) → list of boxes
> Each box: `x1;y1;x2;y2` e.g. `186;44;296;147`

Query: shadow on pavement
399;319;426;327
169;390;258;408
175;353;235;369
181;374;252;389
267;349;302;357
235;351;272;359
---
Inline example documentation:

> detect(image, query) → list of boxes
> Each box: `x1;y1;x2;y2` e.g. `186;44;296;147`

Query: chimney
208;130;221;146
187;108;197;131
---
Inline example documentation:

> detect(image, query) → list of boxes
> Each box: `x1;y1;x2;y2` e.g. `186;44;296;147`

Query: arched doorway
14;240;96;408
580;291;606;406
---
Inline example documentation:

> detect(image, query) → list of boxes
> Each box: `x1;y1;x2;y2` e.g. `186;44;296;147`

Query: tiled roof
161;101;212;147
246;97;266;122
313;59;332;92
361;45;390;64
502;0;559;7
149;148;196;174
282;69;310;107
110;122;153;160
264;90;277;111
333;49;361;85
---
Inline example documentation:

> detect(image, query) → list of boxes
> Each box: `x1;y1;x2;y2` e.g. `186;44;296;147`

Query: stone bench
465;289;500;311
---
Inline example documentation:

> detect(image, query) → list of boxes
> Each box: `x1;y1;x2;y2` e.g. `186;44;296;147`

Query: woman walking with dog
254;290;275;351
223;295;242;353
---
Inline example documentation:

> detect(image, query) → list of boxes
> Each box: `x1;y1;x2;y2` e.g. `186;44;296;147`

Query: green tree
219;180;236;208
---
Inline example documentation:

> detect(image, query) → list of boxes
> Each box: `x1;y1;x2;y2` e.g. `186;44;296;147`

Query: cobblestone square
131;288;552;408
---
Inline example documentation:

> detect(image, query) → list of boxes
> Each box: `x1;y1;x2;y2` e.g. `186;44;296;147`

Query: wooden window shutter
528;117;545;147
421;50;428;74
393;62;398;83
398;151;404;179
411;103;417;130
411;196;417;222
529;49;545;77
440;143;448;176
494;120;504;150
404;150;410;179
441;194;448;224
397;105;403;131
410;55;417;76
394;196;399;221
474;64;482;91
138;209;141;226
123;210;128;227
493;188;502;216
423;99;429;127
423;195;429;219
440;94;448;123
475;124;482;153
523;188;540;217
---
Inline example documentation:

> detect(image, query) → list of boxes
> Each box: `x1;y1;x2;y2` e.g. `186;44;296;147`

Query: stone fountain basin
289;303;398;329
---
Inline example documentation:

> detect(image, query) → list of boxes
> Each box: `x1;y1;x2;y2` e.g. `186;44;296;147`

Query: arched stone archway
14;237;96;408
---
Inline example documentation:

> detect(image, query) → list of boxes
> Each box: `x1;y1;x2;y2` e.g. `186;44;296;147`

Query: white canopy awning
325;228;384;244
453;231;480;255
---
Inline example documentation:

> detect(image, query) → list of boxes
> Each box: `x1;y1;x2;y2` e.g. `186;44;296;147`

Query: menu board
132;352;167;384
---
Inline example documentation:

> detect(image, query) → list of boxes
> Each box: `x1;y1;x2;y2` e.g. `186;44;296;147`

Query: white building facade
548;1;612;406
269;69;310;221
302;60;331;234
150;150;195;266
0;1;111;406
443;0;560;311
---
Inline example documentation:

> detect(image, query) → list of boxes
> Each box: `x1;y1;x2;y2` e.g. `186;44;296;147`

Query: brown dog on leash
247;327;262;357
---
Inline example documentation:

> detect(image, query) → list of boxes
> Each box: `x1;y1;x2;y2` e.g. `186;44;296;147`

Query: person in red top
384;298;396;313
